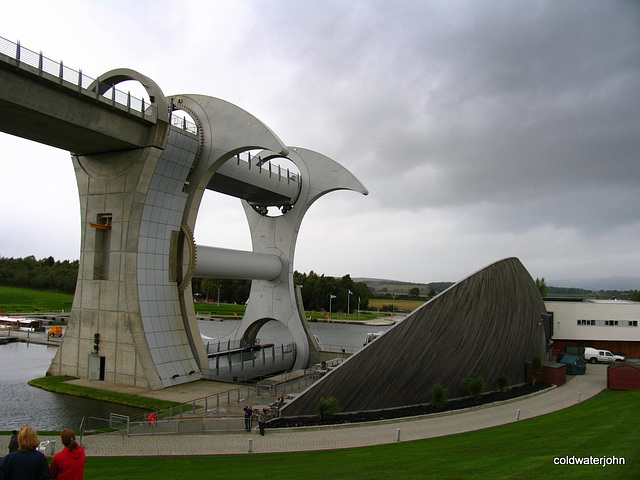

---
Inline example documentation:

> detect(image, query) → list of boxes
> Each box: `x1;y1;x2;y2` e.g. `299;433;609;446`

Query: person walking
0;425;49;480
7;430;18;454
49;429;85;480
258;408;266;436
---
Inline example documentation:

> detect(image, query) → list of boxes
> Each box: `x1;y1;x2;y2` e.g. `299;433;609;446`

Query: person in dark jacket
0;425;49;480
243;406;253;431
7;431;18;454
49;429;85;480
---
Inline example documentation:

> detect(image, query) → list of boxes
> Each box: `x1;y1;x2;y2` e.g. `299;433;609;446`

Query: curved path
71;364;606;456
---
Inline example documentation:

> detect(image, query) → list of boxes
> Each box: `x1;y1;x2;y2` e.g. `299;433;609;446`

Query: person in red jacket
49;429;85;480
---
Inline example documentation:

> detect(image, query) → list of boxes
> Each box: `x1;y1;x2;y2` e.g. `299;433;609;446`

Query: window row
577;319;638;327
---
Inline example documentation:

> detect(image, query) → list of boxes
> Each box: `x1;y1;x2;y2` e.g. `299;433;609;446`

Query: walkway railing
82;370;320;437
234;151;301;185
0;328;61;345
205;338;248;354
0;35;195;135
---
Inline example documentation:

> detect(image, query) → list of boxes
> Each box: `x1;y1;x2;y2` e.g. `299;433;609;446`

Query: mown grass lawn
82;389;639;480
29;376;180;412
0;285;74;313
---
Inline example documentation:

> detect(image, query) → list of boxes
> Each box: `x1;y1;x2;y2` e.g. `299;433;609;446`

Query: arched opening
204;318;296;382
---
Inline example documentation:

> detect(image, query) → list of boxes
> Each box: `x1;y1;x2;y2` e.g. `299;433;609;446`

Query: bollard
516;409;521;420
396;428;401;442
578;391;581;402
248;438;253;453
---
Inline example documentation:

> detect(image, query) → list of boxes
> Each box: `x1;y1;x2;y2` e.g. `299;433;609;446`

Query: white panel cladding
137;129;201;386
546;300;640;342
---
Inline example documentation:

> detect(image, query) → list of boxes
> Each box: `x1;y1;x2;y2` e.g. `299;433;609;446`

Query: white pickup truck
583;347;625;364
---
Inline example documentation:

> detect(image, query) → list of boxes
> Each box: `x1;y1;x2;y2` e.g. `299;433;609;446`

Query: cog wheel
178;223;197;293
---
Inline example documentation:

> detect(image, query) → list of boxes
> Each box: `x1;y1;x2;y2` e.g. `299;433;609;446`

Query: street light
347;289;353;316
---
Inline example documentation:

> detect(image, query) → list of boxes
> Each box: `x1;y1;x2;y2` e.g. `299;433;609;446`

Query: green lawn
0;285;74;313
81;389;639;479
29;376;179;412
193;302;246;317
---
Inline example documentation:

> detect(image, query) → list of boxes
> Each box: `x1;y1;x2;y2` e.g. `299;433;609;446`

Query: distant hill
354;278;454;296
356;275;640;299
548;277;640;291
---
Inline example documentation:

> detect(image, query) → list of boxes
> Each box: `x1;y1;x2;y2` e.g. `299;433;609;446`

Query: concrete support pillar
235;148;368;371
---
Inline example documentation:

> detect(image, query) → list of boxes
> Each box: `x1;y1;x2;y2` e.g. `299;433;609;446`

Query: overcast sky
1;1;639;287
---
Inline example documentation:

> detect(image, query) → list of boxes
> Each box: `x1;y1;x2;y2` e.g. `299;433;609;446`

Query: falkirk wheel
47;68;368;389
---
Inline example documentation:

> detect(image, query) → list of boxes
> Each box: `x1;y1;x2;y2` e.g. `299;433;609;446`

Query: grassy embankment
80;389;639;479
0;285;74;314
27;376;179;412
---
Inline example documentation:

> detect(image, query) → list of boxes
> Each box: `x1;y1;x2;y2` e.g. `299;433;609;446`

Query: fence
0;328;61;345
81;370;321;437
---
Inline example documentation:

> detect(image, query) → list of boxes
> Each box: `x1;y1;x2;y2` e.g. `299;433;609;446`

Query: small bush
316;396;339;421
497;374;510;393
430;383;449;409
531;356;543;385
464;373;485;401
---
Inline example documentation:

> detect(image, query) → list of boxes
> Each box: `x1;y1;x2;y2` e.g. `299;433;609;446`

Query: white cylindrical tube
194;245;283;281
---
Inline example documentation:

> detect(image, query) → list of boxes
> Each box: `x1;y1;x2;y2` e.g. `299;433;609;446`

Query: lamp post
217;284;221;306
347;289;353;316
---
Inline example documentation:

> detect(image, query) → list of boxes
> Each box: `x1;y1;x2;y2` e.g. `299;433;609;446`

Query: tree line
5;255;635;305
0;256;78;294
192;271;374;313
293;271;373;313
0;256;374;310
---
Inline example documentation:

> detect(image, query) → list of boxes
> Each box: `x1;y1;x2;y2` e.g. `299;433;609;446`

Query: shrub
531;355;543;386
316;396;339;421
430;383;449;409
464;373;485;401
497;374;510;393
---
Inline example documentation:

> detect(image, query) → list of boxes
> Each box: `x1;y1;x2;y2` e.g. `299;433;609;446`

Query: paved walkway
61;364;607;457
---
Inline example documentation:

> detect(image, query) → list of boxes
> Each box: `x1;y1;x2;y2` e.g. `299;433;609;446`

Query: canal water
1;319;395;431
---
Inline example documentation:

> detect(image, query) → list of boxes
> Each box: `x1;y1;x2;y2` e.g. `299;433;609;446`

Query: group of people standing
0;425;85;480
243;405;267;436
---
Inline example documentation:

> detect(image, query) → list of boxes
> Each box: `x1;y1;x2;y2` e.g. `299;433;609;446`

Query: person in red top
49;429;85;480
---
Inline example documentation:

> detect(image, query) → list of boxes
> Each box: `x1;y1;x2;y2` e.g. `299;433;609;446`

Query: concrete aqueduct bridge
0;37;367;390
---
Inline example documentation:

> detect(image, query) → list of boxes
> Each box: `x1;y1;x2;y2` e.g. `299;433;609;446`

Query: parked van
583;347;624;364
